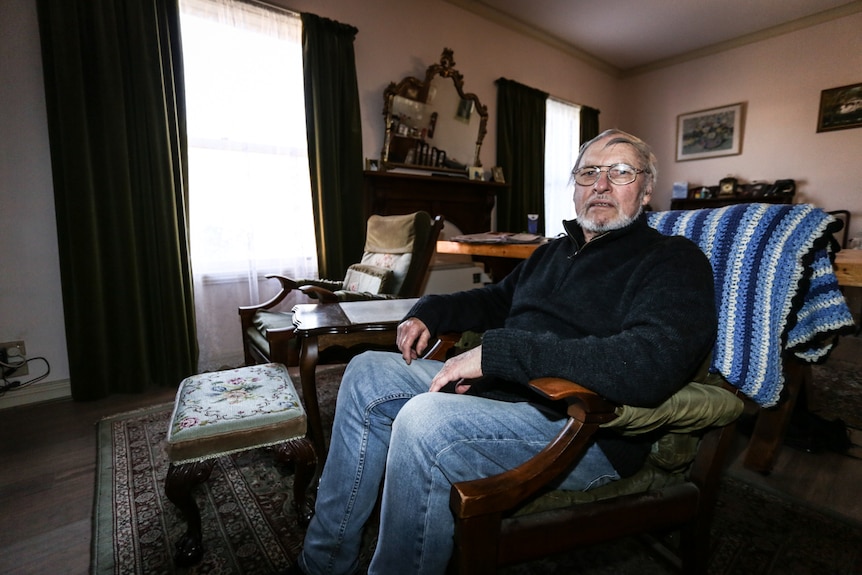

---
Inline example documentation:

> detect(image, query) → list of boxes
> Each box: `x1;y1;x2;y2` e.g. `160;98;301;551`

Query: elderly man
291;129;716;575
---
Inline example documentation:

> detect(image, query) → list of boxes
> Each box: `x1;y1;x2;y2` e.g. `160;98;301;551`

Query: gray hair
572;129;657;196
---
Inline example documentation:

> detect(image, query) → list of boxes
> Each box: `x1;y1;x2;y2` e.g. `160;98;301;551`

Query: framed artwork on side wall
676;103;745;161
817;82;862;132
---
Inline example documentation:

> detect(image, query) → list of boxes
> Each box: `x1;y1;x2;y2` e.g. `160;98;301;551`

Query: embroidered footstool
164;363;316;567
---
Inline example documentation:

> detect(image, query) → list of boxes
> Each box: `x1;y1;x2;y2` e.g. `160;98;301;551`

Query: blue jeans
298;351;620;575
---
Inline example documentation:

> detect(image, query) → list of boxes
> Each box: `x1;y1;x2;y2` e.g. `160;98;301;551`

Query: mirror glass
381;49;487;174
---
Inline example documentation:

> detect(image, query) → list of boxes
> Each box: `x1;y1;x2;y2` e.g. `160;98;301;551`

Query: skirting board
0;379;71;410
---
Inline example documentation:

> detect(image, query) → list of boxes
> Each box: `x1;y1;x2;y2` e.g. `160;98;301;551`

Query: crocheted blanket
647;204;855;407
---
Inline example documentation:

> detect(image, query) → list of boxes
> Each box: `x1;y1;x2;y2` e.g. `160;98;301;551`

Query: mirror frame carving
380;48;488;174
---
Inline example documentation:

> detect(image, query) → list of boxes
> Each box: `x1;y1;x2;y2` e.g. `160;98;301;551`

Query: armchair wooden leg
164;460;216;567
744;359;809;474
449;513;503;575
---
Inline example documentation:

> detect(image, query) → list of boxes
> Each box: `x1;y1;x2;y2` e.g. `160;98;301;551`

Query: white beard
576;204;642;234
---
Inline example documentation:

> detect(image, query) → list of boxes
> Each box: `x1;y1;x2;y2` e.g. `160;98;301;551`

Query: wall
622;12;862;237
273;0;622;169
0;0;70;407
2;0;860;407
0;0;619;407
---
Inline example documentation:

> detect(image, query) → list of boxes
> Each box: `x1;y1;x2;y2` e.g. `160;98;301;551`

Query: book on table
450;232;544;244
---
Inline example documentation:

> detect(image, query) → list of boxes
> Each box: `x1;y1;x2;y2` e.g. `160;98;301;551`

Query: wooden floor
0;377;860;575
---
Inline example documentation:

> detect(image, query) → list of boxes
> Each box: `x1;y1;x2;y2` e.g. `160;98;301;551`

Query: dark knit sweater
406;214;716;477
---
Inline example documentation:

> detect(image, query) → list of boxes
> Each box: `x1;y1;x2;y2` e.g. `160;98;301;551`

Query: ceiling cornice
443;0;623;78
444;0;862;79
624;0;862;77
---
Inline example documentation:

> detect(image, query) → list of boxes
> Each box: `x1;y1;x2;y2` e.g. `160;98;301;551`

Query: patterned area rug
93;363;862;574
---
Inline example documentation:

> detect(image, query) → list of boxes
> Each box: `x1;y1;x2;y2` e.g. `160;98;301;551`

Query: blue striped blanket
647;204;855;407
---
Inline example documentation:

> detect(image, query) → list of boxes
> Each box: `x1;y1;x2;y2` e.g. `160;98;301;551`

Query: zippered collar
562;213;649;254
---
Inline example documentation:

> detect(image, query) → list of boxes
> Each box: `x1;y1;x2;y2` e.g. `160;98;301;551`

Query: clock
719;177;737;197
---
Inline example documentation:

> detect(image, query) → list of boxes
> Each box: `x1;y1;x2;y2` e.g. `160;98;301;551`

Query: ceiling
446;0;862;74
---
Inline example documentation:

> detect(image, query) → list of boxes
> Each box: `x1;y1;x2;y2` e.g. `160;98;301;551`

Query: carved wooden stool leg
274;437;317;526
164;460;216;567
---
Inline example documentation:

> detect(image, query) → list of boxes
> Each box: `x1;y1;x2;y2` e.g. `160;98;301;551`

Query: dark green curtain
301;13;364;279
580;105;601;143
37;0;197;400
495;78;548;234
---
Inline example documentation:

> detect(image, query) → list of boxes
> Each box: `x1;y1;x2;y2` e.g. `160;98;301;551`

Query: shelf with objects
670;179;796;211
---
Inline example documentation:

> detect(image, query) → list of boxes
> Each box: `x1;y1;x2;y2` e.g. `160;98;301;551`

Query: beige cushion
342;263;393;294
364;212;417;253
358;252;412;295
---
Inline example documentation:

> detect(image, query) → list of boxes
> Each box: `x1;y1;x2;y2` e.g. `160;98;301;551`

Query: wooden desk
436;239;545;280
436;240;542;259
292;298;418;468
835;250;862;287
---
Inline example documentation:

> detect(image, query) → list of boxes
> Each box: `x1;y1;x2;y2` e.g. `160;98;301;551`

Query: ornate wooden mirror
380;48;488;174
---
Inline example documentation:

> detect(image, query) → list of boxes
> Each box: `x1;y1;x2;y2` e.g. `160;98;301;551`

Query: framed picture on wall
817;82;862;132
676;103;745;161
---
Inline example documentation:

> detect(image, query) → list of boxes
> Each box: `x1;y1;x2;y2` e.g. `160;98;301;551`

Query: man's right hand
397;317;431;364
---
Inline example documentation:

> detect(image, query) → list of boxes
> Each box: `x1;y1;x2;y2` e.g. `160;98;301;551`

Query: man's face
573;137;652;241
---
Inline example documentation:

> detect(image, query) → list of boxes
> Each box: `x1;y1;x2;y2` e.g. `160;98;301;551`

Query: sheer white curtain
544;98;581;238
180;0;317;371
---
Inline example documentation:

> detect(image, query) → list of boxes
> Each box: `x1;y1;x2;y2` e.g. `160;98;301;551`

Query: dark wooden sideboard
363;170;507;234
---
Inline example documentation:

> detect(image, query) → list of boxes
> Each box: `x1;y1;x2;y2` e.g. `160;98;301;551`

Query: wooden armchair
422;333;742;574
238;211;443;367
430;204;855;573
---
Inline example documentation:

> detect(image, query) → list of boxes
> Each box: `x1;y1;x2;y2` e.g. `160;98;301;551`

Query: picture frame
491;166;505;183
676;103;744;161
468;166;484;181
817;82;862;133
456;98;474;122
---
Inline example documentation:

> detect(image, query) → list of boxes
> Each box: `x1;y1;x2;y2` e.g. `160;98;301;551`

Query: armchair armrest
238;274;299;315
299;278;345;291
299;285;407;304
452;378;617;520
299;284;340;304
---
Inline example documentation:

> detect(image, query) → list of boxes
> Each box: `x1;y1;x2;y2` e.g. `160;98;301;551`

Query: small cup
527;214;539;235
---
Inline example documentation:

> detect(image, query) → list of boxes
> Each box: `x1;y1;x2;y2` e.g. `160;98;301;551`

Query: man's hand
397;317;432;364
429;345;483;394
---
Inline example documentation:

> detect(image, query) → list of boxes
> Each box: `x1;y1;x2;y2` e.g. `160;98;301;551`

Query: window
544;98;580;238
180;0;317;369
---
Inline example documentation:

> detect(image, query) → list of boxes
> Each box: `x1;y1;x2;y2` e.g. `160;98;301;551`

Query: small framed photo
468;167;484;181
676;103;745;161
817;82;862;133
491;166;505;183
456;98;474;122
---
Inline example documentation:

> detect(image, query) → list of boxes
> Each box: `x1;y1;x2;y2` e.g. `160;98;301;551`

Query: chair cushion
342;263;393;294
364;212;418;253
602;380;743;435
515;460;688;514
248;309;297;357
166;363;306;464
252;310;295;335
359;252;413;294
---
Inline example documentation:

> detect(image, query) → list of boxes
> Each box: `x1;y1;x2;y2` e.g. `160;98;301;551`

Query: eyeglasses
573;163;647;186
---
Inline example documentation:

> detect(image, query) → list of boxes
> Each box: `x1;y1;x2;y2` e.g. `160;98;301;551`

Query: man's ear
641;190;653;206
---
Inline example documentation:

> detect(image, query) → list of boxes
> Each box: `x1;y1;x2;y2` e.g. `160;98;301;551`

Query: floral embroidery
170;364;303;437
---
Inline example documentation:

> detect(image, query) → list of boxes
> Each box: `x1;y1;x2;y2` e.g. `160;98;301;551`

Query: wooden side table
292;298;419;470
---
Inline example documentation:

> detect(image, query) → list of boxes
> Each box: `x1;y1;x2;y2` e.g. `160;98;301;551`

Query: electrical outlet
0;340;28;378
